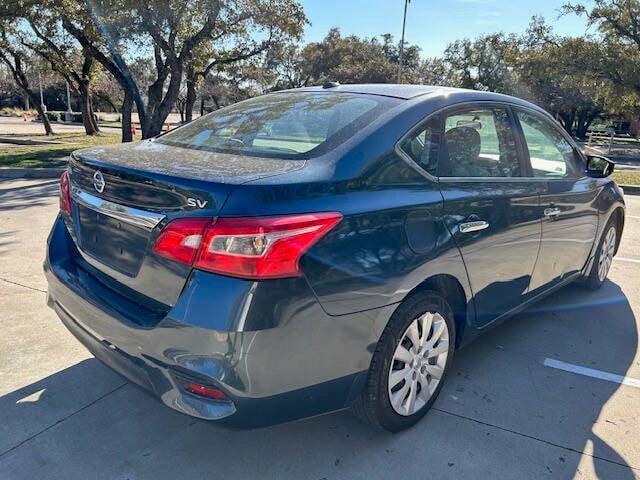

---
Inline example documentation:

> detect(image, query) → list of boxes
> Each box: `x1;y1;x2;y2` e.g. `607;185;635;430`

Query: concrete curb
0;166;65;179
0;136;65;146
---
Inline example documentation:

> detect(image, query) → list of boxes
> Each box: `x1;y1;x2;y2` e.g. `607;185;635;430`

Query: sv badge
187;197;209;209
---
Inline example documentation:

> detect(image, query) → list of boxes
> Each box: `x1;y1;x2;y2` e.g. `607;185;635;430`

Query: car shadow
0;279;637;479
438;278;638;478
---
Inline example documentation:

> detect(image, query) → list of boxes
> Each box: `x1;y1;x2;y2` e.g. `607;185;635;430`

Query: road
0;178;639;479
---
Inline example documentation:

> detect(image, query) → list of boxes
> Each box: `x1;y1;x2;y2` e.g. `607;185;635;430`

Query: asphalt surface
1;178;639;480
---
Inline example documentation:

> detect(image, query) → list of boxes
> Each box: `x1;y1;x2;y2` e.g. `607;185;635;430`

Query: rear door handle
544;207;561;218
459;220;489;233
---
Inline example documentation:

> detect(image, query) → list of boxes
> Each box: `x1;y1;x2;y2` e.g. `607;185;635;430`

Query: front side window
440;107;521;178
158;92;400;159
517;111;582;178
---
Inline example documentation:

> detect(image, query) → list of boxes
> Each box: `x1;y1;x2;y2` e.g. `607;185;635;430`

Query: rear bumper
45;216;393;428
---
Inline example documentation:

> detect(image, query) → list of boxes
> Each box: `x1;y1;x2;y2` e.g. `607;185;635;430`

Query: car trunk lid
67;140;305;307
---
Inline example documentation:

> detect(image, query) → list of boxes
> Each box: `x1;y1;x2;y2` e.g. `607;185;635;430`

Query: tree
54;0;306;139
563;1;640;97
0;21;54;135
414;57;461;87
20;17;101;135
294;28;422;86
442;33;519;94
182;5;306;123
511;17;636;137
514;37;610;137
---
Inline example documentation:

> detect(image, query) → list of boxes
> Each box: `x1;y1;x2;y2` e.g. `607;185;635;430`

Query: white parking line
544;358;640;389
614;256;640;264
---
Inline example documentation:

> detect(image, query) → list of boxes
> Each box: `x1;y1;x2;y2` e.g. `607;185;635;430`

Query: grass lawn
0;133;125;168
611;171;640;187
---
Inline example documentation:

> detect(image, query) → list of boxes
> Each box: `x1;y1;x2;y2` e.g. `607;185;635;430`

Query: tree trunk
79;81;98;135
143;60;187;138
557;109;576;136
121;91;133;143
185;71;197;122
0;51;53;134
89;96;101;133
576;111;599;140
32;93;54;135
200;98;205;116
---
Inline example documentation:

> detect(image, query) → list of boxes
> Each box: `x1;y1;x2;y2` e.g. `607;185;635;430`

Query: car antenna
322;81;340;89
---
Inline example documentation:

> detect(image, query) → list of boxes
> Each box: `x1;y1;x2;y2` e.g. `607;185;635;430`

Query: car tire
352;290;456;432
581;217;618;290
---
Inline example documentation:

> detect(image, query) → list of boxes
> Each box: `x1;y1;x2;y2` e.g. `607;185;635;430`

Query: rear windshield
157;92;400;159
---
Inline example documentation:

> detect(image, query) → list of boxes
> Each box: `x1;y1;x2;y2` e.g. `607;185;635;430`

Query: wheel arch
611;206;625;254
403;273;470;348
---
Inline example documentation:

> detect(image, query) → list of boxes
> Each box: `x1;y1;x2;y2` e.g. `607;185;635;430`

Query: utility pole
397;0;410;84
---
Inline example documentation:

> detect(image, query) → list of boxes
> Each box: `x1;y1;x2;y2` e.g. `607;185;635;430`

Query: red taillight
59;170;72;215
185;382;227;401
153;217;210;265
153;213;342;280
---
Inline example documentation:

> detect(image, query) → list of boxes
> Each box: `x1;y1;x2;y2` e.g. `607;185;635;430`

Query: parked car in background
45;84;625;431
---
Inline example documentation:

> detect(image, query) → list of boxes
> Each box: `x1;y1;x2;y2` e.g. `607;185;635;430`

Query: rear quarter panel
221;150;473;325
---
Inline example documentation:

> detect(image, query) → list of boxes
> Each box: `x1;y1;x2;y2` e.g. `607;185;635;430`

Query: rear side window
157;92;400;159
398;118;441;176
441;107;520;178
516;111;582;178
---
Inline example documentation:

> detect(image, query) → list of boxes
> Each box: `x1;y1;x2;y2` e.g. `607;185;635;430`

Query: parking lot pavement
1;179;639;480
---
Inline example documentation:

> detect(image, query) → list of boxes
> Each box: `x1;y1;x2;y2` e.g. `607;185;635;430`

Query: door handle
544;207;561;218
459;220;489;233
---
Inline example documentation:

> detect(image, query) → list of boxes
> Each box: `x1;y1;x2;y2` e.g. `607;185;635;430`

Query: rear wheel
582;218;617;290
352;291;455;432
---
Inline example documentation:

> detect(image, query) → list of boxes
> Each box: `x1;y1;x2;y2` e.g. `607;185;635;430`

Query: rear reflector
153;213;342;279
185;382;227;401
59;170;72;215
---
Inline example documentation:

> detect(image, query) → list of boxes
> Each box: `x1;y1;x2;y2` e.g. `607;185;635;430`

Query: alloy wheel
597;226;616;282
387;311;450;416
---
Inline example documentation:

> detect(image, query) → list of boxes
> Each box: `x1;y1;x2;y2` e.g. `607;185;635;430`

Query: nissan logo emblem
93;170;105;193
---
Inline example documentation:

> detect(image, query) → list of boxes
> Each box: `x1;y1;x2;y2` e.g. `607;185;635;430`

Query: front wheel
582;219;617;290
352;291;455;432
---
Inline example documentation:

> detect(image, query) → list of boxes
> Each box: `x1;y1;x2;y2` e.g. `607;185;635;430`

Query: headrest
445;126;481;164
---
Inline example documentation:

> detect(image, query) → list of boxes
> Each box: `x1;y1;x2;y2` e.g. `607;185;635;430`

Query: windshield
157;92;400;159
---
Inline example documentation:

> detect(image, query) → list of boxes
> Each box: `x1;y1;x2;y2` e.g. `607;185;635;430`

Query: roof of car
278;84;466;100
276;83;549;117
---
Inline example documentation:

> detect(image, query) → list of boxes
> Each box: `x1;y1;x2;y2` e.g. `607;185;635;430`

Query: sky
301;0;593;57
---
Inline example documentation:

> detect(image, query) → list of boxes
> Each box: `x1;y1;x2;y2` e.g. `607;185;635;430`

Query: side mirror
585;155;615;178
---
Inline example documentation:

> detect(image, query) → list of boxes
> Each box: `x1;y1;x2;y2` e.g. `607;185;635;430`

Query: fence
587;129;615;155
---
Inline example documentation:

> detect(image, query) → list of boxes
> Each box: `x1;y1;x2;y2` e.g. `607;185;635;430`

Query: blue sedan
45;84;625;431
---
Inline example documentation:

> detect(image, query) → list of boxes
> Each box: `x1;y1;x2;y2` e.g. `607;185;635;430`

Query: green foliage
441;33;519;93
3;0;640;142
263;28;426;88
563;1;640;98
